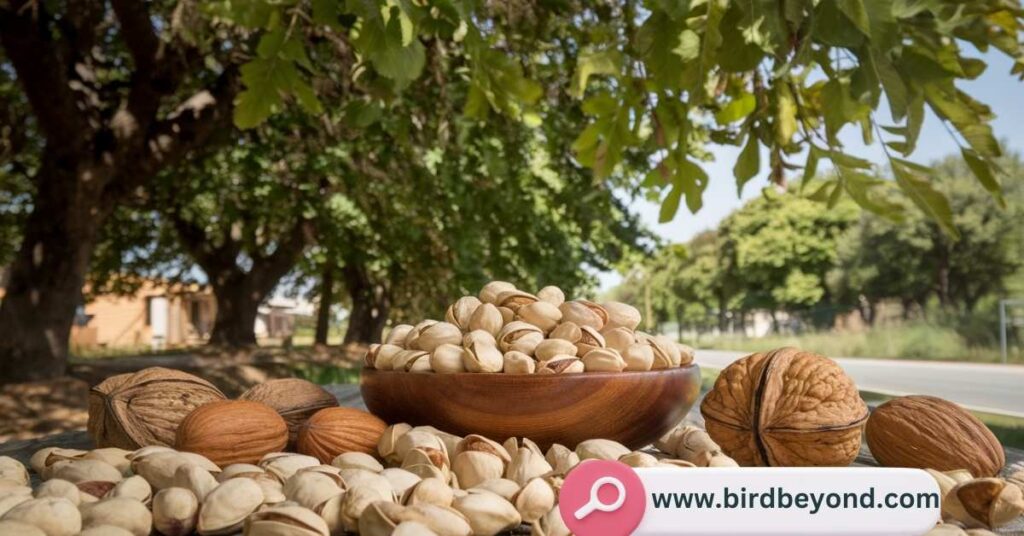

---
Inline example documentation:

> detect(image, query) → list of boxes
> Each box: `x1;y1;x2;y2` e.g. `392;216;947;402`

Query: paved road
696;349;1024;418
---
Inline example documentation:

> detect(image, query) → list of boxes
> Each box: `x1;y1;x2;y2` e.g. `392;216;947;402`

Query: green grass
701;323;1021;364
291;363;362;385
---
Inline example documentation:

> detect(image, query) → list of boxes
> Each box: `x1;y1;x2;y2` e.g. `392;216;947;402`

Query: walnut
700;347;868;466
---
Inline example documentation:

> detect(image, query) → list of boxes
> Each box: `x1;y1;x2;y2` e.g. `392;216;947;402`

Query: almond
175;400;287;466
296;407;387;464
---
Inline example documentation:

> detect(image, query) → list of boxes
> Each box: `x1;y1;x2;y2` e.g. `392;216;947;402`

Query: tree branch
110;0;160;74
251;218;314;294
0;0;86;147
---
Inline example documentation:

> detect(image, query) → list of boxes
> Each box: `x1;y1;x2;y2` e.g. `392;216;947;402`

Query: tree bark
315;265;336;345
342;264;390;345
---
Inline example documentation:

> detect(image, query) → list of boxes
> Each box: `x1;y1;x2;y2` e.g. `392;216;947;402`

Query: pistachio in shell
479;281;516;305
197;477;263;535
386;324;416;347
468;304;504;337
0;457;28;486
245;504;330;536
451;492;521;536
536;286;565;306
602;301;641;331
431;344;467;374
1;497;82;536
446;297;482;331
239;379;339;446
581;348;626;372
152;487;198;536
79;497;152;536
502;351;536;374
943;478;1024;529
516;301;562;334
558;301;605;331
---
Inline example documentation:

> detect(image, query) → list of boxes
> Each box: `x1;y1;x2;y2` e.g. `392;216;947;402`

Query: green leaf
677;158;708;213
659;184;683;223
572;49;622;98
961;148;1005;206
837;0;870;36
891;158;959;238
715;93;756;124
843;169;904;219
775;84;797;145
292;79;323;114
355;11;426;88
673;30;700;62
734;133;760;194
234;58;286;129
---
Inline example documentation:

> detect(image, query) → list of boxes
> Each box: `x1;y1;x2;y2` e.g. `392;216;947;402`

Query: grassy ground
701;324;1021;364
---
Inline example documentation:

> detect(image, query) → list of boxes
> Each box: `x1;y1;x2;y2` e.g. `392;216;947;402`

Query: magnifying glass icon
573;476;627;520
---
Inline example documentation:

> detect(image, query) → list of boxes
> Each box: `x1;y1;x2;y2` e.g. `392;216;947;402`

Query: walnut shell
175;400;288;466
239;379;338;446
88;367;227;449
866;395;1005;477
296;407;387;463
700;347;868;467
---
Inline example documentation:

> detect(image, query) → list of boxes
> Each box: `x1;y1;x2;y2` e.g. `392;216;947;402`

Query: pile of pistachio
365;281;694;374
0;423;730;536
924;468;1024;535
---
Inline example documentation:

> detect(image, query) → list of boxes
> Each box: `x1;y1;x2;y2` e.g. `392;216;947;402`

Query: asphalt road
695;349;1024;418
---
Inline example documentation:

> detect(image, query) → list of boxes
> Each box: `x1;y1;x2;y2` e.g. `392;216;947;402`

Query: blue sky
598;51;1024;291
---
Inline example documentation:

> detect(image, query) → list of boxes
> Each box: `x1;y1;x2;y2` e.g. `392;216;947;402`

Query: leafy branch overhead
222;0;1024;233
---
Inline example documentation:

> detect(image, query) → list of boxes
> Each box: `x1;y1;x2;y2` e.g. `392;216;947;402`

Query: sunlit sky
597;51;1024;291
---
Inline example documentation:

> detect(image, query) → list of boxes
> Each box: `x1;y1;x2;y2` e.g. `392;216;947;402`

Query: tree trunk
315;265;336;345
342;264;390;345
208;275;261;347
0;160;108;382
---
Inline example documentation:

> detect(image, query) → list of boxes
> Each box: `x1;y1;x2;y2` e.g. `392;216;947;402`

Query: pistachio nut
512;478;556;523
498;307;515;325
462;330;497;349
536;356;584;374
622;343;655;371
402;448;451;483
470;479;521;502
417;322;463;353
386;325;416;348
299;464;343;479
462;342;503;373
577;439;630;461
245;504;330;536
197;477;264;535
411;427;462;461
446;297;482;331
127;445;175;462
544;444;580;474
381;468;422;497
332;452;384;473
178;452;221;474
502;438;543;459
0;520;45;536
601;327;635;353
405;320;439;351
677;343;696;366
479;281;516;304
152;487;198;536
337;470;394;499
50;459;122;485
708;454;739;467
548;322;582;344
496;321;544;355
393;520;440;536
575;325;606;355
392;350;431;373
105;475;152;505
218;464;265;482
34;479;80;505
431;344;467;374
658;459;698;468
452;452;505;490
83;449;133;477
403;478;454;507
926;524;969;536
531;506;570;536
533;338;578;361
582;348;627;372
253;477;287;505
495;290;539;313
505;448;553;486
0;480;26;492
645;334;682;369
172;464;218;502
468;304;504;337
78;481;117;503
452;491;521;536
379;424;414;465
395;431;448;466
1006;469;1023;491
536;286;565;306
79;497;152;536
366;344;404;371
282;471;342;510
927;469;959;500
945;470;975;485
2;497;82;536
619;451;660;468
655;425;728;467
503;351;536;374
339;484;395;533
943;477;1024;529
602;301;642;331
132;452;191;490
558;301;605;331
357;500;405;536
30;448;87;480
455;435;511;464
399;504;473;536
0;457;28;486
0;487;32;517
517;301;563;334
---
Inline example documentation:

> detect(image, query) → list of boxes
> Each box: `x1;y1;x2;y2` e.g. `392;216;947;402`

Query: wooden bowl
360;365;701;450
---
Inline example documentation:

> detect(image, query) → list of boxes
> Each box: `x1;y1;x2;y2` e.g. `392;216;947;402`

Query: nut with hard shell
575;326;606;355
505;447;552;486
642;334;681;369
296;407;388;464
471;479;520;501
430;344;466;374
622;343;654;371
1;497;81;536
602;327;636;353
462;342;503;373
152;487;199;536
532;505;570;536
536;286;565;306
258;453;321;483
452;491;522;536
512;478;556;523
0;457;28;486
175;400;288;467
30;447;88;480
398;503;473;536
80;497;152;536
495;290;539;313
239;379;339;447
34;479;80;506
244;504;330;536
368;344;405;371
106;475;152;505
536;357;584;374
405;320;439;351
402;477;454;507
576;439;630;461
516;301;563;334
385;325;416;348
558;301;605;331
943;478;1024;529
502;351;536;374
282;471;342;510
378;424;414;465
446;297;482;331
358;500;405;536
0;521;44;536
533;339;577;362
602;302;641;331
497;322;544;355
392;350;431;373
172;464;217;502
479;281;516;305
544;444;580;474
417;323;463;353
468;304;504;337
197;477;264;535
581;348;627;372
402;447;451;483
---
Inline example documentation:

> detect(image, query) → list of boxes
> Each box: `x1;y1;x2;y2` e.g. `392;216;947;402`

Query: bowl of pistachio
359;281;702;449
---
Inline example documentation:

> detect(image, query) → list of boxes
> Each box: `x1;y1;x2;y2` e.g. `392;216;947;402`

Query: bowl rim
360;363;699;380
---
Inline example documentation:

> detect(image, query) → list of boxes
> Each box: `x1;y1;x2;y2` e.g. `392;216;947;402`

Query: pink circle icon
559;459;646;536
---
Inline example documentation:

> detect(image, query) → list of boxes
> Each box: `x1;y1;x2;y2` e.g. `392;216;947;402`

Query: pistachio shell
392;350;431;372
495;290;539;313
619;451;659;468
536;286;565;306
531;506;570;536
366;344;404;371
244;504;330;536
602;327;636;353
623;343;655;371
0;457;28;486
516;301;563;333
282;472;342;510
455;436;511;464
386;325;416;347
393;520;440;536
418;322;463;353
645;334;682;369
0;487;32;517
381;468;421;498
197;478;264;535
582;348;627;372
357;500;405;536
479;282;516;305
446;297;482;331
451;492;521;536
2;497;82;536
462;330;497;349
544;444;580;474
403;478;454;507
78;481;117;502
79;497;151;536
468;305;504;337
34;479;80;505
405;320;439;351
431;344;467;374
512;478;556;523
505;448;553;486
575;325;606;355
576;439;630;461
0;520;46;536
461;342;503;373
558;301;604;330
496;322;544;355
401;448;451;484
172;464;218;502
394;432;449;468
451;452;504;490
498;307;515;325
132;452;191;490
548;322;582;344
83;449;133;477
533;339;578;361
602;302;642;330
502;351;536;374
378;424;413;465
30;447;87;480
338;484;395;533
50;459;123;485
152;487;198;536
536;357;584;374
332;452;384;473
470;479;520;502
678;343;696;365
399;504;473;536
105;475;152;505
